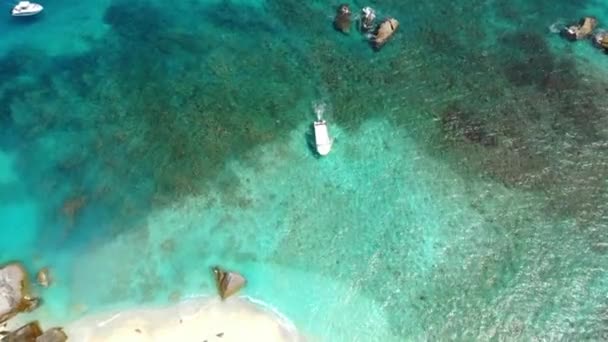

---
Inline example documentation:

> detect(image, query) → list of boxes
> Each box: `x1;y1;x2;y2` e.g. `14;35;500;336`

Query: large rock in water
372;18;399;50
212;266;246;300
333;4;351;34
594;31;608;51
36;328;68;342
0;321;43;341
562;16;597;41
0;323;67;342
0;263;38;324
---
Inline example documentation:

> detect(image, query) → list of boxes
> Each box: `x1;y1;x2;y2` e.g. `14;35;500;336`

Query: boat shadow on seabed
9;12;44;25
304;129;320;159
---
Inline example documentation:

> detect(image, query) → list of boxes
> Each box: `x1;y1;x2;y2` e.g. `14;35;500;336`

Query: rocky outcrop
372;18;399;50
36;328;68;342
0;322;67;342
0;263;40;324
212;266;246;300
562;16;597;41
0;321;43;341
333;4;351;34
35;269;50;289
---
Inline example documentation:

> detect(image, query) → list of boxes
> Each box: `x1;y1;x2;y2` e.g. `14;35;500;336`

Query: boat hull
314;120;332;156
12;4;43;16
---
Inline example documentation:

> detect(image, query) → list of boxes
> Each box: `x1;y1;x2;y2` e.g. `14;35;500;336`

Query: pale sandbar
65;296;306;342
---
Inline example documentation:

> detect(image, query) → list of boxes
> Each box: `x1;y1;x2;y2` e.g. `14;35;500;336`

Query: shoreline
2;296;307;342
64;296;306;342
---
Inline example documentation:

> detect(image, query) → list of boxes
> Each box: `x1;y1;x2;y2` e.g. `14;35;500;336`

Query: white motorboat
12;1;43;17
313;112;333;156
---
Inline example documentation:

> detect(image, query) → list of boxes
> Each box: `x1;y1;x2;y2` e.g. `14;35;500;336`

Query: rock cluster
332;4;399;51
561;16;608;54
0;321;67;342
0;263;66;341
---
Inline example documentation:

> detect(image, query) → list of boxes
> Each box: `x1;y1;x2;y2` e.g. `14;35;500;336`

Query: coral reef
0;0;607;339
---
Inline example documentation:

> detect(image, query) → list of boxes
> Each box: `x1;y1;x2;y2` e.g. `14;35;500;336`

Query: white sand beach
65;297;306;342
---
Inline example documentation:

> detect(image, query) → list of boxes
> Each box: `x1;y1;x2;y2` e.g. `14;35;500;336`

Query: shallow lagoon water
1;0;608;340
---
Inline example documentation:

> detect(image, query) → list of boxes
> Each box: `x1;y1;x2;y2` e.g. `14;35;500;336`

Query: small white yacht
313;113;333;156
12;1;43;17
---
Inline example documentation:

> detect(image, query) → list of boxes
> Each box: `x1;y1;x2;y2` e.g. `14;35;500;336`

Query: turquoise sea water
1;0;608;340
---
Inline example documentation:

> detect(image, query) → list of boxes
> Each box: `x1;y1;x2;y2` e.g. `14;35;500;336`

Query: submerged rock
333;4;351;34
212;266;246;300
35;269;50;289
562;16;597;41
0;263;32;324
372;18;399;50
61;195;87;228
36;327;68;342
0;321;43;341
